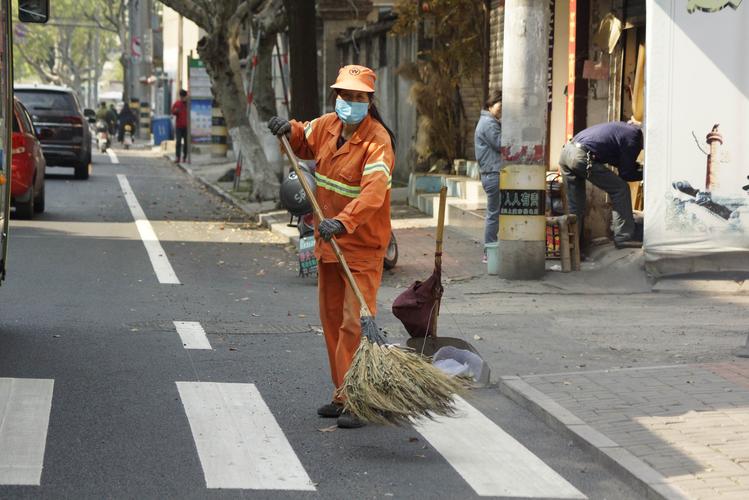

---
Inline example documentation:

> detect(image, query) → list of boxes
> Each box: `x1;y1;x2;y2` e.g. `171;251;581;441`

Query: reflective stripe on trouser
318;259;383;400
559;142;635;242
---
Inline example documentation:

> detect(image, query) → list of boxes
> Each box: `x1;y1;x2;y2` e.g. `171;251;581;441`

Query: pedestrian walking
171;89;189;163
267;65;396;429
474;89;503;263
558;120;643;248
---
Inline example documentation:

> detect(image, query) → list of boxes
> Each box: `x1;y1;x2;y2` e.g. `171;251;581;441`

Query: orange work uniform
288;112;394;398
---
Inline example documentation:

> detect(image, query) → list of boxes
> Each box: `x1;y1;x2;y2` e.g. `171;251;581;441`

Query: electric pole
498;0;551;280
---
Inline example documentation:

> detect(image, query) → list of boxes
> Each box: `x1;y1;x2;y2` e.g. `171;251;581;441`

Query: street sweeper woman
268;65;396;429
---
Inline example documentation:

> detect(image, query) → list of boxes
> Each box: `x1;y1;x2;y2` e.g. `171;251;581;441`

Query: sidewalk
167;150;749;499
501;361;749;499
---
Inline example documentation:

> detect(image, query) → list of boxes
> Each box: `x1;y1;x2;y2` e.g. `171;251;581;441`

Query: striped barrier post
139;101;151;141
211;100;228;158
129;98;140;136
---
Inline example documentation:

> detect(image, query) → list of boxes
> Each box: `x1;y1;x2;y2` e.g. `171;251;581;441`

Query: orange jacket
288;112;394;263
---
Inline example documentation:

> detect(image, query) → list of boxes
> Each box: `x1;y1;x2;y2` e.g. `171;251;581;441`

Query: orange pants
318;259;383;400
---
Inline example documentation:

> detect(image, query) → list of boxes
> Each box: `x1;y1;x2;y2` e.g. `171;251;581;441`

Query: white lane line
174;321;212;350
414;396;587;498
107;149;119;164
177;382;315;491
0;378;55;486
117;174;181;284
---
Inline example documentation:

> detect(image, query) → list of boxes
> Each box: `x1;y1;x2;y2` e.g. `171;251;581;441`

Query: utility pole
128;0;141;103
176;13;183;94
94;29;99;105
498;0;551;280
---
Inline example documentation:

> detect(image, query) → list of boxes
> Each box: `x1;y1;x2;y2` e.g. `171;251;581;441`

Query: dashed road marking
177;382;315;491
117;174;180;284
174;321;211;349
414;396;587;498
107;149;119;164
0;378;55;486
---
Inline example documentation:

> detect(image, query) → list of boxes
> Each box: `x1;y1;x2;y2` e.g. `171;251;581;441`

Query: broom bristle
338;320;464;425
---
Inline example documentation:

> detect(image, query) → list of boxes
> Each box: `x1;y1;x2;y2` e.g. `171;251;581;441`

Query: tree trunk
121;54;130;103
198;29;278;201
283;0;320;121
253;33;277;122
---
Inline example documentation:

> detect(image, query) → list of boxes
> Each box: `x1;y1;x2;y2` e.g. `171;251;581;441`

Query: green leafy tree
12;0;118;101
393;0;485;167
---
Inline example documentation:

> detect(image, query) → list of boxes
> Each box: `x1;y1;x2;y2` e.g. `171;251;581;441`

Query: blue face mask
335;98;369;125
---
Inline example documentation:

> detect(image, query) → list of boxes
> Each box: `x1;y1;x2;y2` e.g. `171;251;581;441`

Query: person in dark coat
117;104;137;143
558;121;643;248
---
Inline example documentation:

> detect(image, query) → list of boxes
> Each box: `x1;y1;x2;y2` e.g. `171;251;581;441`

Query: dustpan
393;187;478;357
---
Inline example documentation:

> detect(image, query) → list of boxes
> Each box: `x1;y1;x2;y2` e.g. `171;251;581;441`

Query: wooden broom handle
280;135;373;317
429;186;448;337
435;186;447;266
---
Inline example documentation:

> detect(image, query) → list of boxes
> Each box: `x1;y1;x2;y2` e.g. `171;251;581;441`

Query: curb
166;156;289;241
498;376;690;500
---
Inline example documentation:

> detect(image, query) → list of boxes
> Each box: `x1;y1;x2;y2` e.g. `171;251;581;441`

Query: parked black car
14;84;93;179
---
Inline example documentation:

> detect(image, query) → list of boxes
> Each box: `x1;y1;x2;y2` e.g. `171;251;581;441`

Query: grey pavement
177;146;749;499
0;147;641;499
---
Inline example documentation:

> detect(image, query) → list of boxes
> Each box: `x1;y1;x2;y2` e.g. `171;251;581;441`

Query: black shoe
317;402;343;418
337;411;366;429
614;239;642;249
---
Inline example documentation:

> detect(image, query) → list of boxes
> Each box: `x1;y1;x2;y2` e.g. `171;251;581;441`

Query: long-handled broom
279;136;461;426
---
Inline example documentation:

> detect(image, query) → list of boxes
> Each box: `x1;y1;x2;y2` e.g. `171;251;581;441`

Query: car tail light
62;116;83;127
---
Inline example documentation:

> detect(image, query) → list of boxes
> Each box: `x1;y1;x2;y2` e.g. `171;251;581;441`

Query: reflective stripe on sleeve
304;120;315;139
362;161;392;187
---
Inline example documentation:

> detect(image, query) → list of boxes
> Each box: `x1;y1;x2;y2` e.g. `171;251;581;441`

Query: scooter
281;161;398;277
96;119;110;152
123;124;133;150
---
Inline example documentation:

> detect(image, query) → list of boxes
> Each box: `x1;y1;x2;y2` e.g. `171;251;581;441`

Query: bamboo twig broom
279;136;461;425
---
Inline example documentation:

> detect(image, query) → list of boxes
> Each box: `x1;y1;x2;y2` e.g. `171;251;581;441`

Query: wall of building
487;0;505;94
162;7;201;108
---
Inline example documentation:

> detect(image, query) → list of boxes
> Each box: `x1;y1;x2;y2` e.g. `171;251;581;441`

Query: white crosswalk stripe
174;321;211;349
176;381;315;491
414;396;587;498
0;378;54;486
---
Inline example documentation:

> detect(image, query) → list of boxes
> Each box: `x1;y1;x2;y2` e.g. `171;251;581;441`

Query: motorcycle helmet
280;162;316;216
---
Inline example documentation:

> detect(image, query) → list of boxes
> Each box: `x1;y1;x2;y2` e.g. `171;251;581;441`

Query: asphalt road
0;149;642;499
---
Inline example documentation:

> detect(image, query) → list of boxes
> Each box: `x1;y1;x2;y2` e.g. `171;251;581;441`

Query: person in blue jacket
474;89;503;263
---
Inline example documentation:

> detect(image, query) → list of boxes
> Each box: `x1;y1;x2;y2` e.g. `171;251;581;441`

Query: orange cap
330;65;376;93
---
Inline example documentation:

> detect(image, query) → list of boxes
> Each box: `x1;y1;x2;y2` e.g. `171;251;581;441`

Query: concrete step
446;202;485;242
417;192;442;217
445;177;487;204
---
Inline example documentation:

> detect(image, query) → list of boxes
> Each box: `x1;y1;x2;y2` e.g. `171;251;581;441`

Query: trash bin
152;116;173;145
485;242;500;275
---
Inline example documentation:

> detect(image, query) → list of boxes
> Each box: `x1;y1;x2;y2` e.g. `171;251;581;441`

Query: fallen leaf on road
408;437;419;443
318;425;337;433
229;347;237;351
